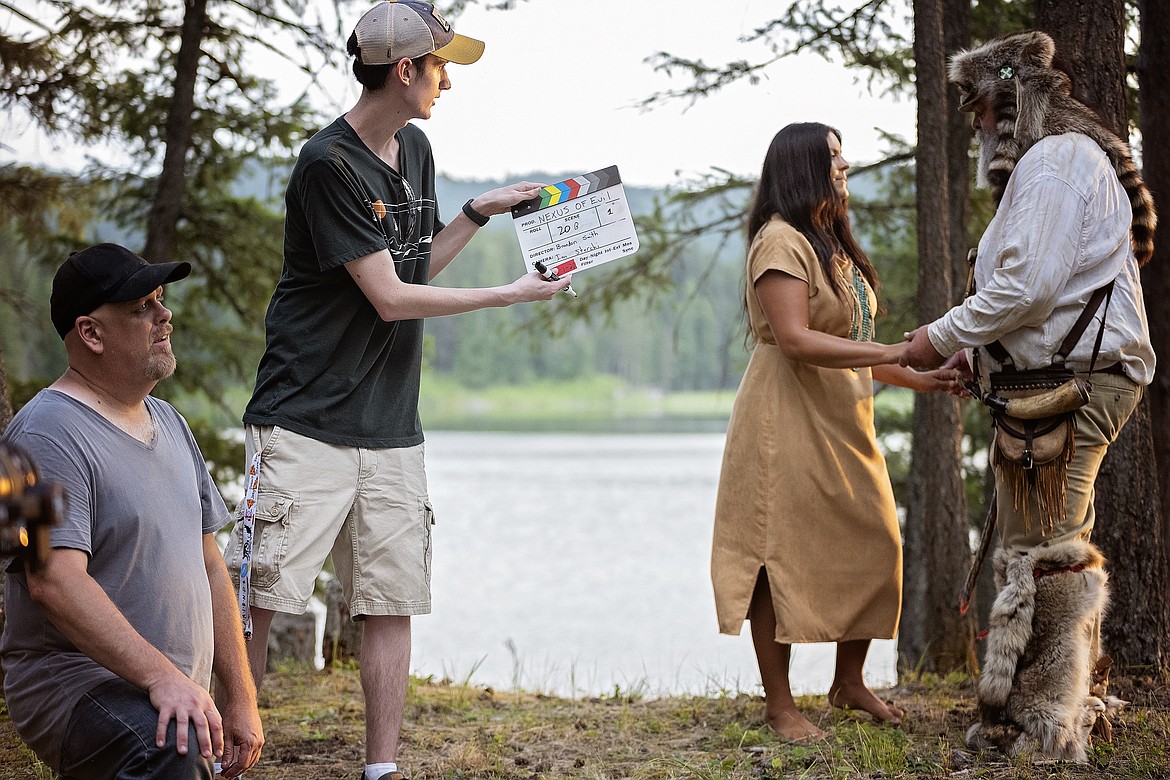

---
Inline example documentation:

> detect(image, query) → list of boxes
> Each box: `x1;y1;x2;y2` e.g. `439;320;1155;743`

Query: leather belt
1098;362;1128;376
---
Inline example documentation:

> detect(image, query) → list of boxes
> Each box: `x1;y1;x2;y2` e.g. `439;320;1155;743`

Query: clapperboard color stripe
511;166;622;217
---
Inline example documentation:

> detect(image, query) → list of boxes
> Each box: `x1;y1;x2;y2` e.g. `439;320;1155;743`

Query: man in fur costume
899;29;1155;760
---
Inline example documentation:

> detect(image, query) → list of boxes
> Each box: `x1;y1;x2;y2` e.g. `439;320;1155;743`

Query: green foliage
1;1;346;143
184;416;245;503
0;165;102;384
641;0;915;111
0;0;1039;514
638;0;1064;115
429;206;750;395
971;0;1037;39
847;137;919;343
0;0;367;470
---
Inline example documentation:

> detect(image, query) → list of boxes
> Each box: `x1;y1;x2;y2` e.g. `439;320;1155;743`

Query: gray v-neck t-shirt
1;389;229;771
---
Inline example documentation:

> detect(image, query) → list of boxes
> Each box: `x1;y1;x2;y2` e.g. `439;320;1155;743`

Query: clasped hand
899;325;946;370
892;327;973;398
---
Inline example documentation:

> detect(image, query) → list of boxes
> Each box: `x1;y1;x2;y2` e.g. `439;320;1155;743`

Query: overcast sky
421;0;918;186
4;0;919;188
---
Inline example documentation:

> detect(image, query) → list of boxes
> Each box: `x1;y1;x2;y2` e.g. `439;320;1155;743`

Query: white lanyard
236;449;261;640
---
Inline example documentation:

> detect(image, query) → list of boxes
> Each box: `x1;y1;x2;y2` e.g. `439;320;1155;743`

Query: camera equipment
0;443;64;572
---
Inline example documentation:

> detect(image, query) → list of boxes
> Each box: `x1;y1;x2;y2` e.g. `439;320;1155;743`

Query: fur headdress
948;30;1156;266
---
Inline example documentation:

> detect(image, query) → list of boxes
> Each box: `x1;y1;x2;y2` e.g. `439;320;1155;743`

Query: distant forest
0;162;915;425
1;169;753;399
427;174;752;394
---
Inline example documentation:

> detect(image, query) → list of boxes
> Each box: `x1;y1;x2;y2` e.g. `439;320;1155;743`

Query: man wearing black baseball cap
223;4;565;780
49;242;191;340
1;243;264;778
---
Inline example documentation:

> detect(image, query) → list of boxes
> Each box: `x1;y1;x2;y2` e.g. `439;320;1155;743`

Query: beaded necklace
844;262;874;342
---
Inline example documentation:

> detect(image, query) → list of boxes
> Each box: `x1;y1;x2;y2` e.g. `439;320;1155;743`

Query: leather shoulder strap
1055;281;1114;364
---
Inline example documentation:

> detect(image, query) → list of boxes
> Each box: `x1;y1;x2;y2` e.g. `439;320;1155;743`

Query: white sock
365;762;398;780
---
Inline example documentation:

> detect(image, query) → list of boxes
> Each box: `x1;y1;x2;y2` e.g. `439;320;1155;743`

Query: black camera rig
0;443;64;572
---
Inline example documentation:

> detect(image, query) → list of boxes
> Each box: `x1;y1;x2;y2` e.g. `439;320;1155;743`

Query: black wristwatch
462;199;490;227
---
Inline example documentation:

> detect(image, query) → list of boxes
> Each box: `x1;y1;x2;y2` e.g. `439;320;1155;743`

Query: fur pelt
966;538;1123;763
947;30;1156;266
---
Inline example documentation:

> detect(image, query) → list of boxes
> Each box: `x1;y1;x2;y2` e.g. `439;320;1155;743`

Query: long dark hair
746;123;879;298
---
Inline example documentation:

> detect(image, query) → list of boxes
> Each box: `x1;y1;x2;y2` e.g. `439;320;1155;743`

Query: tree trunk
1035;2;1128;129
0;349;11;685
0;349;13;435
900;0;975;675
1036;0;1170;672
943;0;998;632
1092;403;1169;672
142;0;207;263
1137;0;1170;565
945;0;971;305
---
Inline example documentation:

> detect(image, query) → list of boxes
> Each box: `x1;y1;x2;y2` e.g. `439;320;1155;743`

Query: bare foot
828;682;903;726
765;707;828;742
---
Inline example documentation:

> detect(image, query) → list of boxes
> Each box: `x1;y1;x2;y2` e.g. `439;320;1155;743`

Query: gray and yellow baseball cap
353;1;485;65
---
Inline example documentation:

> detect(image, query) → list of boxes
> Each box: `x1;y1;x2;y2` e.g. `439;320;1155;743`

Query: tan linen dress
711;217;902;643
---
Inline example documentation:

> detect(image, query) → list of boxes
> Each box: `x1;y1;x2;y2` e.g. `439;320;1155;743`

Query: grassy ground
3;667;1168;780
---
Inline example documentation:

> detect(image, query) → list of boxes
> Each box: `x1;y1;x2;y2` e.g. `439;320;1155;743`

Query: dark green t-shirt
244;118;444;447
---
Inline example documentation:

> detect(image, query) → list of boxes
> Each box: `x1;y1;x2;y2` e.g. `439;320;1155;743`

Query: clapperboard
510;165;640;279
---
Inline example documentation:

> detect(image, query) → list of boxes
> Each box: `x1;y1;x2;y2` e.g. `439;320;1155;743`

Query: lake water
411;430;897;698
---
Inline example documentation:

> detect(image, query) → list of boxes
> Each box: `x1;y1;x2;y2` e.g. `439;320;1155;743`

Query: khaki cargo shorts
224;425;435;618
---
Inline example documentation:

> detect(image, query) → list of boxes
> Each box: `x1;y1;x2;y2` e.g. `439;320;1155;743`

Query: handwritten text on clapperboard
510;166;640;279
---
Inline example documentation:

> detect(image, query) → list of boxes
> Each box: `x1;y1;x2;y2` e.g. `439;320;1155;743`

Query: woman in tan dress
712;123;957;741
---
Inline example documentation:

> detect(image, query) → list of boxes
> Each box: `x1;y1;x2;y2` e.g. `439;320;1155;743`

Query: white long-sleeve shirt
928;132;1154;385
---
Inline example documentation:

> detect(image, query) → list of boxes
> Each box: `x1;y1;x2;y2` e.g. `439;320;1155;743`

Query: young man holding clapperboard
223;3;566;779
